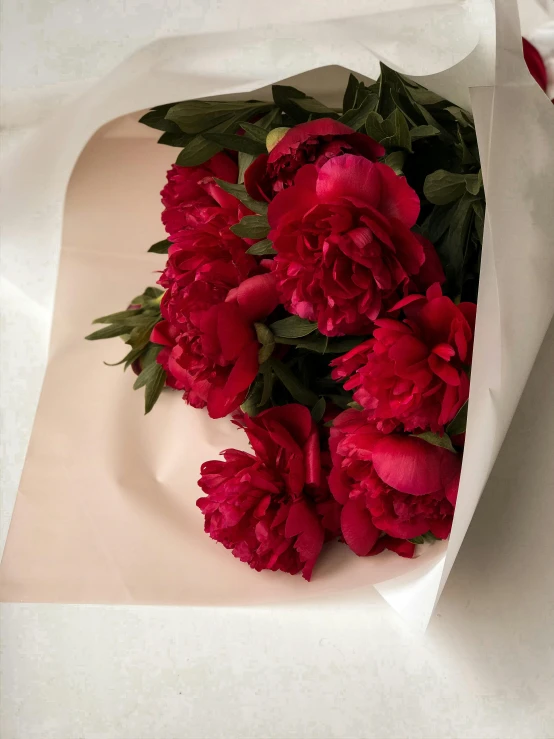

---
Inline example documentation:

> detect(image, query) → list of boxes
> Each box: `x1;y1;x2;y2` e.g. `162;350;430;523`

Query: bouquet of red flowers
87;65;485;580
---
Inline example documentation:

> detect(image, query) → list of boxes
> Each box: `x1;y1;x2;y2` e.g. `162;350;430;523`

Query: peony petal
412;235;446;290
257;404;313;446
268;118;360;160
341;498;380;556
217;302;254;361
458;301;477;332
432;343;456;361
150;320;175;347
316;156;420;227
244;153;272;202
347;131;385;161
372;435;444;495
389;294;425;312
268;164;319;228
235;273;279;323
328;464;351;505
303;429;321;487
381;536;416;558
209;151;239;183
417;296;461;345
428;354;460;386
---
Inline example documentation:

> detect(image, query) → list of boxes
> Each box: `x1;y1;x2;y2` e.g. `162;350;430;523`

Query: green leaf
238;121;269;144
424;170;468;205
410;124;440;141
93;308;143;325
136;286;164;303
157;131;194;147
202;132;266;156
426;203;457;243
141;342;162;368
383;108;412;150
175;114;247;167
325;394;352;410
231;214;270;239
445;105;474;128
255;107;283;131
213;179;268;215
270;317;318;338
144;363;167;414
133;359;162;390
456;124;477;166
408;88;445;106
148;239;171;254
258;362;274;407
343;73;361;112
254;322;276;364
85;324;131;341
365;108;412;151
409;532;439;544
272;85;338;122
268;358;319;407
176;136;223;167
311;397;326;423
446;400;468;437
139;105;181;133
339;89;379;130
347;401;364;411
127;317;160;351
441;193;476;283
384;151;405;175
324;337;367;354
246;239;276;256
240;376;264;417
412;431;456;453
472;200;485;243
465;172;482;196
165;100;272;134
237;151;256;184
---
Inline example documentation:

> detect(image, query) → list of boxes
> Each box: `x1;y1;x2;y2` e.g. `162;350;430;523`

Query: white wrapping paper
1;0;553;629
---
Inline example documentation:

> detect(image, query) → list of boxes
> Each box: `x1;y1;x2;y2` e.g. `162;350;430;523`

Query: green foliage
86;287;167;414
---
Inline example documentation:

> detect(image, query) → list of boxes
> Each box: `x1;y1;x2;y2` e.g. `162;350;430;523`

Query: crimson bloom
331;284;476;433
161;155;238;237
523;38;548;93
197;405;341;580
329;409;461;555
268;153;441;336
153;272;279;418
244;118;384;200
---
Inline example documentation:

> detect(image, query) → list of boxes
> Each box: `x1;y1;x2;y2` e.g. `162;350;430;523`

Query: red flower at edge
329;409;461;555
197;405;341;580
331;284;476;433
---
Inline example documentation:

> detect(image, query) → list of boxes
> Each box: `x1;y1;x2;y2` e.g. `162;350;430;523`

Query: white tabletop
1;2;554;737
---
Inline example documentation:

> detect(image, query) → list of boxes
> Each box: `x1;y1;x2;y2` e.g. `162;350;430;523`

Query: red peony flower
268;154;441;336
523;38;548;93
197;405;341;580
159;202;256;290
244;118;384;200
152;272;279;418
328;409;461;555
161;155;238;237
331;284;476;433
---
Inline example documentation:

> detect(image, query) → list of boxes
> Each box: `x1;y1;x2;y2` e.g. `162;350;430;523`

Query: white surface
1;1;554;737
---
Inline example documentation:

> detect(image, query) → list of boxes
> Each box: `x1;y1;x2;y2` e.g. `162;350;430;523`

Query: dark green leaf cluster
85;286;166;414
